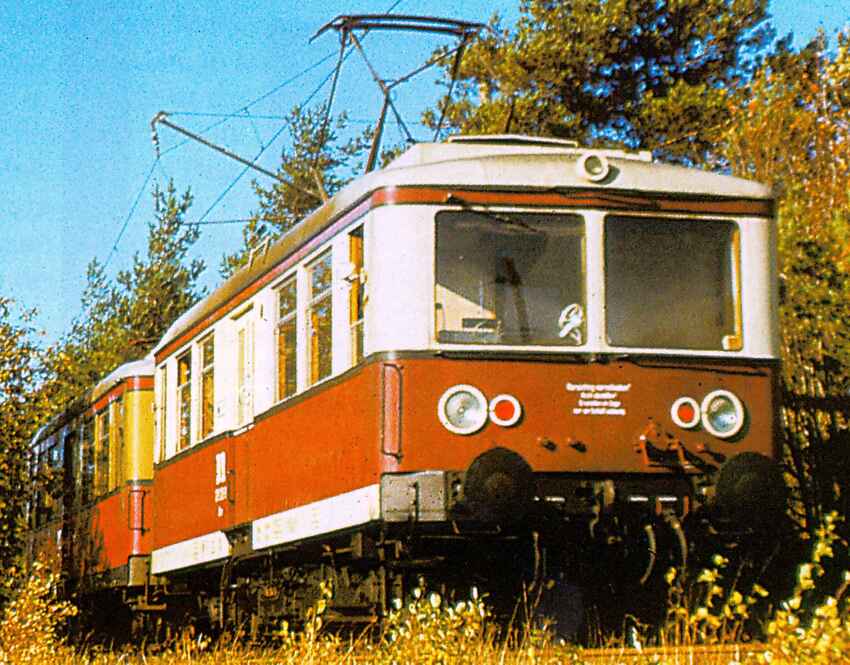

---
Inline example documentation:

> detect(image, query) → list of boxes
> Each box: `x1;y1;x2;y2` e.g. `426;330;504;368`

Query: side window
111;397;124;490
47;438;62;523
307;250;333;385
276;277;298;401
156;364;168;462
349;227;365;365
177;351;192;451
64;426;78;507
80;416;94;504
95;408;110;497
200;335;215;438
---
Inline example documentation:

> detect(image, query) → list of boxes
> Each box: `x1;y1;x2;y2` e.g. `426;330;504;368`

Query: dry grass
2;516;848;665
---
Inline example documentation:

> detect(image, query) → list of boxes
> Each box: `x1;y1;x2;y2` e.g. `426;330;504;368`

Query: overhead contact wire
104;158;159;269
170;0;408;225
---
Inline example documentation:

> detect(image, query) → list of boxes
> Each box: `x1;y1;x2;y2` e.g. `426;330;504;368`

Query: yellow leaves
0;559;77;663
697;568;719;584
712;554;729;567
798;563;816;591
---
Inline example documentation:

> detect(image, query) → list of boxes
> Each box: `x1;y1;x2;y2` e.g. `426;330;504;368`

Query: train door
217;308;254;530
234;309;254;429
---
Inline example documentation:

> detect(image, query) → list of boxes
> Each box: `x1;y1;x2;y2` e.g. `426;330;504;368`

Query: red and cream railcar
149;135;783;627
27;358;155;598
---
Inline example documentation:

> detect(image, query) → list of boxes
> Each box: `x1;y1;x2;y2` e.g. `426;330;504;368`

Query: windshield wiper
544;186;663;211
445;193;543;233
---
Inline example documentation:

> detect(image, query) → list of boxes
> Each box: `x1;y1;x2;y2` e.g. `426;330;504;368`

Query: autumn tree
0;298;49;602
49;181;204;405
426;0;772;161
220;105;371;277
717;32;850;533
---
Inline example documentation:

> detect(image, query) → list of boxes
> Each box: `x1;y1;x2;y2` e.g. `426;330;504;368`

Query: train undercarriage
117;455;786;641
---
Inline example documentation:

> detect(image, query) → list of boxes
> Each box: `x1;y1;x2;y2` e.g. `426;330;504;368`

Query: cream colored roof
91;355;154;402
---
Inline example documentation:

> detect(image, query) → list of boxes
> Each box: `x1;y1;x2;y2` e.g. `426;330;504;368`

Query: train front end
367;137;782;589
143;135;781;630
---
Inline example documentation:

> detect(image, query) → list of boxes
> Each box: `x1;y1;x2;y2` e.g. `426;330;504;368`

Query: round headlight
438;384;488;435
576;152;611;182
701;389;745;439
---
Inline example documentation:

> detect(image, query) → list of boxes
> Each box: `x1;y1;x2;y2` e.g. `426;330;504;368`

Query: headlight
701;389;745;439
576;152;611;182
438;384;488;435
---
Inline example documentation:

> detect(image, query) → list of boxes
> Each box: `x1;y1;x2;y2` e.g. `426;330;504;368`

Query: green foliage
425;0;772;160
0;298;49;602
220;105;371;277
48;180;204;406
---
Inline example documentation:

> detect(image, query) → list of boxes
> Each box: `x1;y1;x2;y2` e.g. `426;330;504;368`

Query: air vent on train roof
447;134;579;148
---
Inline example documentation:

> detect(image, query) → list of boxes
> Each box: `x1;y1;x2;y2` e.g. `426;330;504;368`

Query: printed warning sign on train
566;382;630;416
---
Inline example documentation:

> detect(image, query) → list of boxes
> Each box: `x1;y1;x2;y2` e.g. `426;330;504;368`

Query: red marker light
677;401;695;423
670;396;700;429
494;400;515;421
489;394;522;427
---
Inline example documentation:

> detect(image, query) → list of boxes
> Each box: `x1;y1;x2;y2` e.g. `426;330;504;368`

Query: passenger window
111;398;124;489
177;351;192;451
80;416;94;504
200;335;215;438
307;250;333;385
64;427;78;506
156;365;167;462
276;277;298;400
349;228;365;365
95;408;109;496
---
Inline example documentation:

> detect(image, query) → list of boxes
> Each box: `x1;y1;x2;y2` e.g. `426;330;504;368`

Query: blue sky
1;0;847;345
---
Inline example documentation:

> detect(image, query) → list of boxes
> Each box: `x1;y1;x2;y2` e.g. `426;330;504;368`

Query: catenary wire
103;159;158;270
190;0;407;225
107;0;407;260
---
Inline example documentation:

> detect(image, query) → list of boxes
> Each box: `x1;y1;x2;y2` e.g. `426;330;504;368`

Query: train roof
30;357;154;447
90;356;154;403
155;134;773;358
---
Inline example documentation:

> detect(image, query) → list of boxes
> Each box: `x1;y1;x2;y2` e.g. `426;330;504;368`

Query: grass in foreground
2;515;848;664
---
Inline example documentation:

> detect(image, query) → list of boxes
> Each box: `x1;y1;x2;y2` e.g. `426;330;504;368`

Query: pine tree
49;181;204;406
220;105;371;277
425;0;772;161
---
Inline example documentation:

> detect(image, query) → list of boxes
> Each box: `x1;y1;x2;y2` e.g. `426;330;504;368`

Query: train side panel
151;362;384;573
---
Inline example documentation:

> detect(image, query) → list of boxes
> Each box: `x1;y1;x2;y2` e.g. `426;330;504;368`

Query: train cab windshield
435;211;586;346
605;216;740;350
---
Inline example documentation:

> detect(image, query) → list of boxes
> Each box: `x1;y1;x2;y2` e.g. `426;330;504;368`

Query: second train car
27;358;155;626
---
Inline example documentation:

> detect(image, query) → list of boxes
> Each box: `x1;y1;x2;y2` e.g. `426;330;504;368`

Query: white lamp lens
701;390;745;438
438;384;488;435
